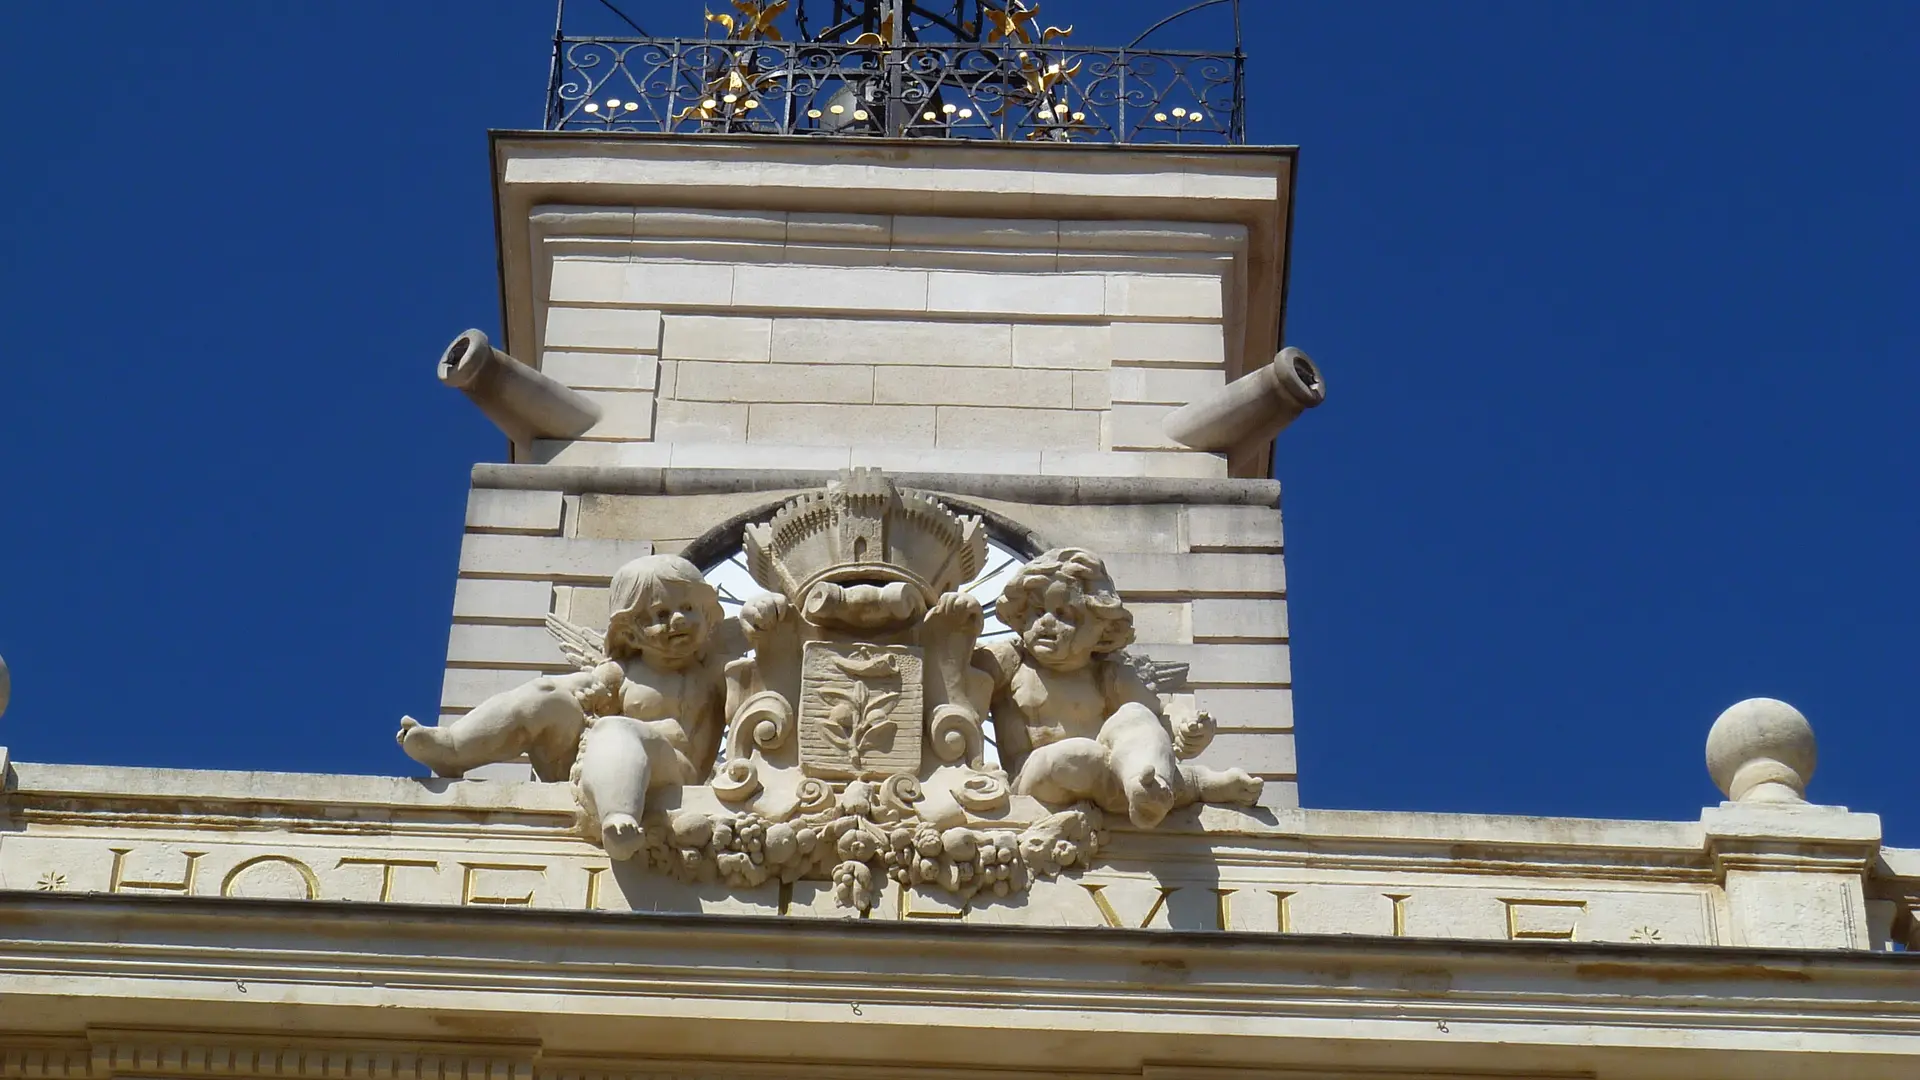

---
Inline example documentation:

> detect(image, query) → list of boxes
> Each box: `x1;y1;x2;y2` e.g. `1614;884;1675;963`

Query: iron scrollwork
544;25;1243;145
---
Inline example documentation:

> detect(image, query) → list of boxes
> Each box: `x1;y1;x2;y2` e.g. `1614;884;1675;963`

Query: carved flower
35;872;66;891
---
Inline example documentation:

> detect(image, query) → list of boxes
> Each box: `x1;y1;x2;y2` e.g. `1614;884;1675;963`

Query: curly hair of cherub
603;554;725;660
995;547;1135;655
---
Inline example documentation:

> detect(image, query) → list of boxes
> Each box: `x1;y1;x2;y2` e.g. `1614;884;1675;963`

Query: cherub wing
1116;650;1191;694
544;614;608;672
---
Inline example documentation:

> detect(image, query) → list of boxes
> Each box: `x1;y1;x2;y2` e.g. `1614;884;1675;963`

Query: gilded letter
460;862;546;906
1384;893;1410;937
1082;883;1179;929
338;857;440;903
221;854;320;900
108;848;205;895
1212;887;1236;930
1271;889;1295;933
1500;897;1588;940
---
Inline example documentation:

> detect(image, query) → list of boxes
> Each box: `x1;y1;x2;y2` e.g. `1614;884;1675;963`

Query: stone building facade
3;4;1918;1077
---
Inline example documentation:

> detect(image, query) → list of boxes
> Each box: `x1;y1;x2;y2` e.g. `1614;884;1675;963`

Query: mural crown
743;468;986;605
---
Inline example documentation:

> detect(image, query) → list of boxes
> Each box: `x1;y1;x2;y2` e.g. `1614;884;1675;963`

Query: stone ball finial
1706;697;1817;803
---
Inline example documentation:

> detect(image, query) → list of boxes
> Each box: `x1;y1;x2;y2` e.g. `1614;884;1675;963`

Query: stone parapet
3;756;1912;952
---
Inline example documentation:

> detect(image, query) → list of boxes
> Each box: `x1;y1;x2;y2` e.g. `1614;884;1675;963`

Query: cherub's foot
1124;768;1178;828
397;716;463;778
1206;767;1265;806
601;813;645;860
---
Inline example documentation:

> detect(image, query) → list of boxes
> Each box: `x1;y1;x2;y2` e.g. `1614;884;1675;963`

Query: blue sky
0;2;1914;841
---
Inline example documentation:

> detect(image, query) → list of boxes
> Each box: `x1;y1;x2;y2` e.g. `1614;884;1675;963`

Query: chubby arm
1101;655;1166;717
973;640;1035;769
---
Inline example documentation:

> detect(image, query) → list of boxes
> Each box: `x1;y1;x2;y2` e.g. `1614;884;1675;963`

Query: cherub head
995;548;1135;672
604;554;724;669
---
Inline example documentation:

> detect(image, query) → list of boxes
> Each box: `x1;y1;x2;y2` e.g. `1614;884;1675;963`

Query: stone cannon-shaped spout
437;329;601;443
1163;347;1326;452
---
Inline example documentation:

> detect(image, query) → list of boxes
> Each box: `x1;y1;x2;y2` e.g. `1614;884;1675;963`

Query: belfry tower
4;4;1918;1076
437;0;1316;805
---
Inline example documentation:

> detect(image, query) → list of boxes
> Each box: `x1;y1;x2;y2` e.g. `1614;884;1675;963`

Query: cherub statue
975;548;1263;827
397;554;728;859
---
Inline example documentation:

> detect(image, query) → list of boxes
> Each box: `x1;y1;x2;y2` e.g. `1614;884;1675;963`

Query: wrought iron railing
543;36;1244;144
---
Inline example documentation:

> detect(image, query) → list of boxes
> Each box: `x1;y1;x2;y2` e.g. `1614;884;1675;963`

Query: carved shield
799;642;924;780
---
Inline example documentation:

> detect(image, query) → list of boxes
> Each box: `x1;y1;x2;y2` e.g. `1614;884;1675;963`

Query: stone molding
3;893;1919;1077
468;464;1281;508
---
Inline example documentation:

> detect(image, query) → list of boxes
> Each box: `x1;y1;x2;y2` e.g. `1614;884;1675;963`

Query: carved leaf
855;717;896;754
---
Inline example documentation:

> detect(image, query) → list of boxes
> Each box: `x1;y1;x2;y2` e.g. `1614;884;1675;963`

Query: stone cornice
468;464;1284;508
3;893;1918;1076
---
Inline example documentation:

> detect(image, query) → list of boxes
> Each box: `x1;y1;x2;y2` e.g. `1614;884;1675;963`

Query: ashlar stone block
445;624;568;670
1190;598;1289;642
1011;324;1111;370
457;534;654;583
677;360;874;405
450;578;554;624
1104;552;1285;598
577;390;656;440
1197;687;1295;731
622;261;736;306
1125;601;1192;645
748;403;937;447
440;667;538;710
1105;273;1226;320
1108;403;1185;451
736;264;928;313
464;489;563;535
926;270;1106;317
1109;366;1225;405
540;352;658;390
771;318;1012;367
1193;732;1297;777
660;315;772;362
543;307;662;352
1072;370;1111;410
1110;322;1227;366
1187;504;1285;552
935;405;1101;450
873;366;1073;409
655;400;748;442
1133;642;1291;686
546;258;625;304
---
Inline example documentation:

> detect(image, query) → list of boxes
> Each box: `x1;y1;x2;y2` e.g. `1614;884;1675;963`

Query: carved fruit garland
636;779;1105;912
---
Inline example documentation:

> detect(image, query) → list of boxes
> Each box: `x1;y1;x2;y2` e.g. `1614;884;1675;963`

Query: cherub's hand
924;590;984;631
739;593;796;646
